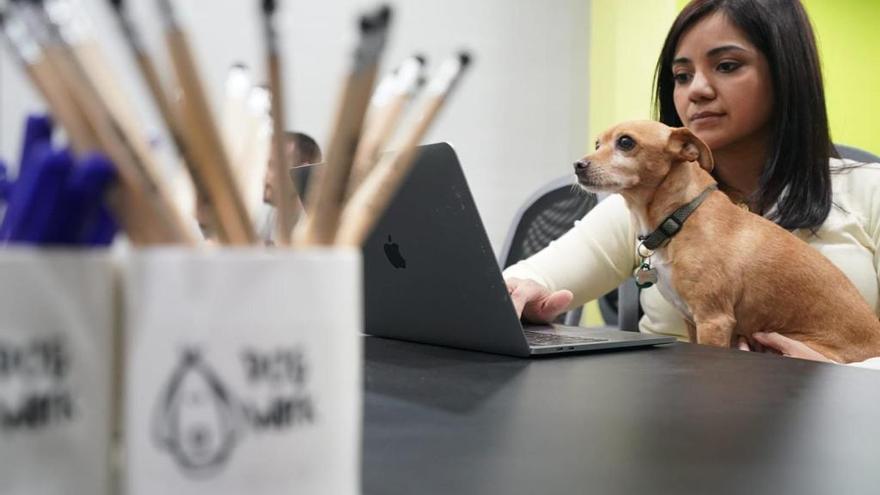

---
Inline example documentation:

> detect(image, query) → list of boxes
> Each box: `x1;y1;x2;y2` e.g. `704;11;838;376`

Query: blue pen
0;114;55;240
0;160;10;202
5;147;72;244
0;141;52;241
19;114;54;175
46;153;117;245
81;204;118;246
0;160;9;229
2;114;120;247
75;155;118;246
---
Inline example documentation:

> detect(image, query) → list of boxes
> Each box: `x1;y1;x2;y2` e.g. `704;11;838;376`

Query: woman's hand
505;277;573;323
736;332;837;363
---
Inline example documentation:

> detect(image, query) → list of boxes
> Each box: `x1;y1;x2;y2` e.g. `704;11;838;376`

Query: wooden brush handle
294;7;392;247
347;55;425;197
337;52;470;246
335;95;444;247
295;64;379;246
28;58;100;155
166;27;257;245
132;49;222;241
75;42;197;244
43;45;192;244
268;53;300;245
0;12;99;155
347;94;408;197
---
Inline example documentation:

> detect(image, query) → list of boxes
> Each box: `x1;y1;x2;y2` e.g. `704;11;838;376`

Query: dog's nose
574;160;590;171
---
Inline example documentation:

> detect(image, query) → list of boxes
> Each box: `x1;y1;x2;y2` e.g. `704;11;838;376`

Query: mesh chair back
500;177;598;269
835;144;880;164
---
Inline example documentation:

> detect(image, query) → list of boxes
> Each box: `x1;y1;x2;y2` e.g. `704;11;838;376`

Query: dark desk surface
362;337;880;495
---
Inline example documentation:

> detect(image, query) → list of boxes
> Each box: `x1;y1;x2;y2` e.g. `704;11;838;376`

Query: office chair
499;175;641;330
835;144;880;164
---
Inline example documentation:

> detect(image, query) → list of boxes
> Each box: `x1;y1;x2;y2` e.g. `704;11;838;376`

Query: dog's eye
616;135;636;152
594;140;600;150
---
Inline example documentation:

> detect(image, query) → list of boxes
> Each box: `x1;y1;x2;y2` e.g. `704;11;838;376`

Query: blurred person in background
259;131;323;243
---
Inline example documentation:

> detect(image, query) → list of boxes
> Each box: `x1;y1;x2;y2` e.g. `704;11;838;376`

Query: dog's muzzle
574;160;593;185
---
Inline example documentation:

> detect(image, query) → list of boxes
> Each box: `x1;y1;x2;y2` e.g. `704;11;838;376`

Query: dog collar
638;184;718;252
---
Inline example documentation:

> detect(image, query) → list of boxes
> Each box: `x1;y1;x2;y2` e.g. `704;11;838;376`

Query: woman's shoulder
830;157;880;192
829;157;880;221
830;156;880;174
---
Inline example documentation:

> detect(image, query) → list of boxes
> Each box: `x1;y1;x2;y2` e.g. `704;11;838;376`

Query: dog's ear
667;127;714;172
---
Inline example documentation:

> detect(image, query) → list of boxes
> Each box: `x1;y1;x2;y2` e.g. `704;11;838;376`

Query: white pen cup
122;247;362;495
0;249;117;495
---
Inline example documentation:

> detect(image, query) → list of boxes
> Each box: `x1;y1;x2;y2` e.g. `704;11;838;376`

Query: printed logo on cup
152;349;242;476
0;335;75;430
153;346;316;477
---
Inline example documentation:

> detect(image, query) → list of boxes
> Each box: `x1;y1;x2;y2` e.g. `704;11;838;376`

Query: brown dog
574;120;880;363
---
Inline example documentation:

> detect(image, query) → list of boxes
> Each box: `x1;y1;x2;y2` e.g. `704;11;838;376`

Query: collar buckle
659;217;682;237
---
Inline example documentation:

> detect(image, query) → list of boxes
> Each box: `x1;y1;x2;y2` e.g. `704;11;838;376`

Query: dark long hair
653;0;834;231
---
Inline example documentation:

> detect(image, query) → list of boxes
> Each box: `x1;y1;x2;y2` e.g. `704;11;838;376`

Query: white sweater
503;159;880;370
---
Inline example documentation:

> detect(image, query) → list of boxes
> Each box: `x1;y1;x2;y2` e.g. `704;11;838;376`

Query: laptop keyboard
523;329;607;347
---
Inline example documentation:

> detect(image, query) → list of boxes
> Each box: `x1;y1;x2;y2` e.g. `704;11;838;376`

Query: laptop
354;142;676;357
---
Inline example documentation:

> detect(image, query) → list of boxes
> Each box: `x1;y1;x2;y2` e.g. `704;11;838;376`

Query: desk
363;337;880;495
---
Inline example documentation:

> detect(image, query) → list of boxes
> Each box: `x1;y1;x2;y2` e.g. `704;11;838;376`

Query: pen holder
122;248;363;495
0;249;116;495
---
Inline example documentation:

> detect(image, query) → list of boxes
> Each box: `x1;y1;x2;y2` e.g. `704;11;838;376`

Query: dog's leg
686;321;697;344
694;314;737;348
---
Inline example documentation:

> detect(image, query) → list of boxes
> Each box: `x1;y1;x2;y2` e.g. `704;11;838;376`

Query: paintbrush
107;0;219;241
346;54;426;198
261;0;300;246
221;66;270;227
156;0;257;245
36;0;196;244
335;51;472;247
0;3;98;155
294;4;392;247
107;0;187;171
42;0;123;106
221;64;253;167
14;0;194;244
5;1;161;242
44;0;166;173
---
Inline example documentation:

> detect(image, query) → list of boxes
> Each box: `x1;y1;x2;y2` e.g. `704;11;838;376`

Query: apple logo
383;235;407;269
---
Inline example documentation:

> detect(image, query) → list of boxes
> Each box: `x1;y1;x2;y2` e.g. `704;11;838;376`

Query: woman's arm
502;193;637;312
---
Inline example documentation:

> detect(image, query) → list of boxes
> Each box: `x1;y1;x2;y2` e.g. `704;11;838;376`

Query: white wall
0;0;590;250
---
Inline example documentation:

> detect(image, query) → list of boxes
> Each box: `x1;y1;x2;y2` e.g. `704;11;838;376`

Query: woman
503;0;880;368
